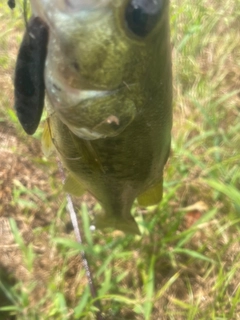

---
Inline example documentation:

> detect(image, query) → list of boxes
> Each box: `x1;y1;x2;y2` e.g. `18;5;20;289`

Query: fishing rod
57;159;104;320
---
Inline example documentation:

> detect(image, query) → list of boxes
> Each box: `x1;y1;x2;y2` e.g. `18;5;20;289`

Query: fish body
29;0;172;234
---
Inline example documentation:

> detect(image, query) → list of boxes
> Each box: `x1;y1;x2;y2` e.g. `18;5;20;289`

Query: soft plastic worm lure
14;16;49;135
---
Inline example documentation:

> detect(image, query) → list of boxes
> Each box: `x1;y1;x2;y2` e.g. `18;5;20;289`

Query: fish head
30;0;170;139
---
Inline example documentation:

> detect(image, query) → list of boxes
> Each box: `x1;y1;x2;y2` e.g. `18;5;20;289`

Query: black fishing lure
7;0;15;9
14;17;49;135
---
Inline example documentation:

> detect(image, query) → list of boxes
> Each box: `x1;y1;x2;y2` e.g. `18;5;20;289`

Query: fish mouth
32;0;112;11
46;74;136;140
63;0;112;11
31;0;112;24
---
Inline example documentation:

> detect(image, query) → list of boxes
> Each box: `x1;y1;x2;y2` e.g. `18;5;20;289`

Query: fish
17;0;172;234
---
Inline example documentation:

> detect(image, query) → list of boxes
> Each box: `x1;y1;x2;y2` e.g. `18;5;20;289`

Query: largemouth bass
16;0;172;234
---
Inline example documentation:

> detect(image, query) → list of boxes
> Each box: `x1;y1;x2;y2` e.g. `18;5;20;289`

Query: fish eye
125;0;164;37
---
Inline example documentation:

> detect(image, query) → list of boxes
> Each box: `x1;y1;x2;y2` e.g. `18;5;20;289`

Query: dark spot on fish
53;83;62;91
71;61;80;72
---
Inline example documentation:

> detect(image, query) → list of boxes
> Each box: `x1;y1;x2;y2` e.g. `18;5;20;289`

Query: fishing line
7;0;28;29
23;0;28;31
57;159;104;320
8;1;29;36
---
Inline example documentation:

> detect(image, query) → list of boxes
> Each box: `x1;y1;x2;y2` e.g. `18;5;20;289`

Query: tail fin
94;215;140;235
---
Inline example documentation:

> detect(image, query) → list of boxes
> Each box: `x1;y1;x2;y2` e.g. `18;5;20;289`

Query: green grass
0;0;240;319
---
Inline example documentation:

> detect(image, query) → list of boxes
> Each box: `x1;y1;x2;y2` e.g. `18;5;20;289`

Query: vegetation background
0;0;240;319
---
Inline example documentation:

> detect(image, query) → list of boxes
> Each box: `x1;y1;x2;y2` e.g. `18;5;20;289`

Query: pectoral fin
137;181;163;207
63;174;85;197
41;120;54;157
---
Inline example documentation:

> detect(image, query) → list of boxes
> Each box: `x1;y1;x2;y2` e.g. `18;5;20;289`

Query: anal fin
137;180;163;207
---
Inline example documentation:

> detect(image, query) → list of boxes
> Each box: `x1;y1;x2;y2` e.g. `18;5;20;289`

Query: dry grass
0;0;240;319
